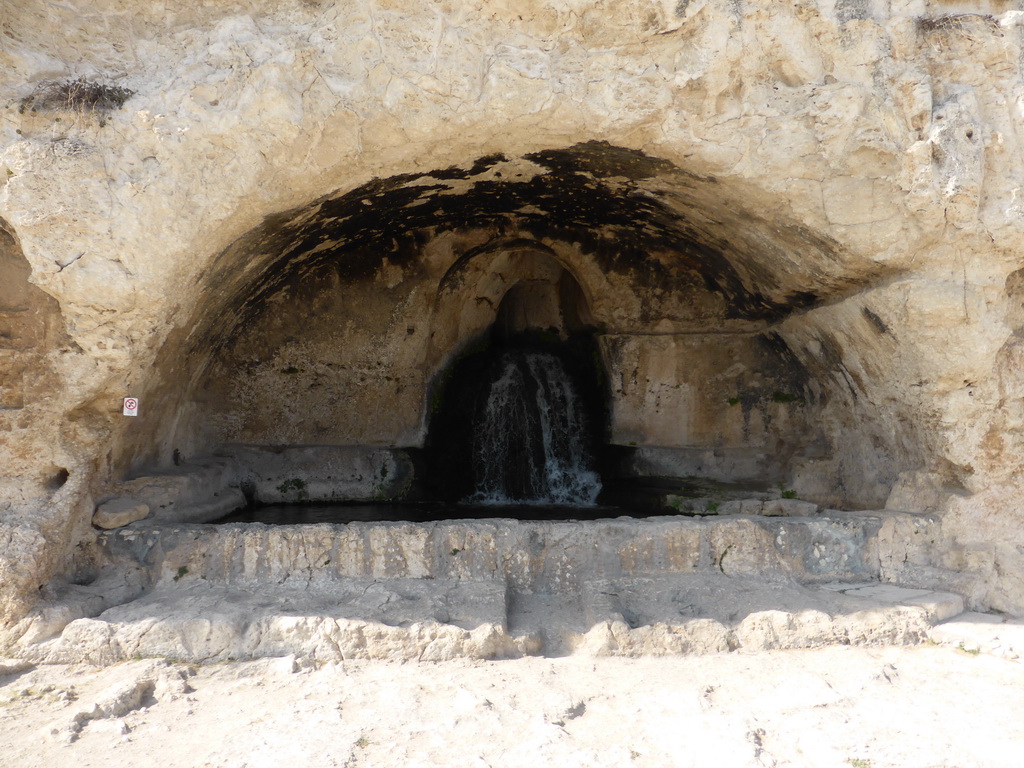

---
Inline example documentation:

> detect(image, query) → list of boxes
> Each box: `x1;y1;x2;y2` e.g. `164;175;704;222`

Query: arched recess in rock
424;237;599;358
0;217;72;500
114;142;928;509
984;267;1024;486
0;217;98;625
419;239;607;501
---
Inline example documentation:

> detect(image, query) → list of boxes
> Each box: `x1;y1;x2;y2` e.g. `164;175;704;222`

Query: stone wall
4;0;1024;622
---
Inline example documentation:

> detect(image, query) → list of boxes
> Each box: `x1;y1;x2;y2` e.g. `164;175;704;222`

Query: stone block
707;519;788;580
114;458;246;524
716;500;745;515
92;499;150;529
759;516;880;582
876;511;943;580
761;498;818;517
225;445;414;504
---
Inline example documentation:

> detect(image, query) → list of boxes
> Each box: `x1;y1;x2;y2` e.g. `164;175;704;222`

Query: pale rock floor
2;642;1024;768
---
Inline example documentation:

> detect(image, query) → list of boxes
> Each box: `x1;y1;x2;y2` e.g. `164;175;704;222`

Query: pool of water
212;501;659;525
209;477;778;525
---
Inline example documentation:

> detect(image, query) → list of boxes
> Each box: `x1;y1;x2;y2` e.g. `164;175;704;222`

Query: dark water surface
210;478;775;525
212;501;661;526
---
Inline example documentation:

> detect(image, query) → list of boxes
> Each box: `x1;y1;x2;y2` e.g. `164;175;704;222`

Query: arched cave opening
107;142;921;525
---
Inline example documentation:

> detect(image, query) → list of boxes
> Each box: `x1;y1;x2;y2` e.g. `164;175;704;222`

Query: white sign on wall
123;397;139;417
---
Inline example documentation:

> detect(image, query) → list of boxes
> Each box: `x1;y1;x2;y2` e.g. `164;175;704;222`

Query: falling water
469;350;601;505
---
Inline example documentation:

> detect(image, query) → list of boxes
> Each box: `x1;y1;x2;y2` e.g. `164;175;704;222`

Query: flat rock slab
929;611;1024;660
23;573;964;663
28;578;522;665
92;499;150;530
515;575;961;656
818;582;965;621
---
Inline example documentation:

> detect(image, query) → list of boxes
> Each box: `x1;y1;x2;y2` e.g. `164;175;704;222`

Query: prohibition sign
123;397;139;416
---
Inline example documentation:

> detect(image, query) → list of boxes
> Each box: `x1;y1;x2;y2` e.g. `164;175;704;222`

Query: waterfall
469;350;601;505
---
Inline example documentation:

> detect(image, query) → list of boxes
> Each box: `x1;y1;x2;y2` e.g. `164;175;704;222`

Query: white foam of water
468;351;601;506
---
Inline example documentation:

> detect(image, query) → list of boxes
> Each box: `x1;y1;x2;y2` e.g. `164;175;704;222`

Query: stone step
512;575;963;656
818;581;965;622
25;515;965;664
20;573;965;664
28;577;519;665
928;611;1024;660
98;511;936;593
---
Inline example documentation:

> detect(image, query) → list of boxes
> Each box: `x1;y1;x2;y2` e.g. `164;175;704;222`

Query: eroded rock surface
0;513;964;663
3;0;1024;625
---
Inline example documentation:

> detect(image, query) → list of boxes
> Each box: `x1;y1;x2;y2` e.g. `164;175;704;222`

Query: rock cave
128;143;892;511
3;0;1024;662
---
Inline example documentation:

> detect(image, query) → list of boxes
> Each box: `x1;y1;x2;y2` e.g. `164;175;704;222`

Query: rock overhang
194;141;887;352
101;138;937;518
113;140;909;496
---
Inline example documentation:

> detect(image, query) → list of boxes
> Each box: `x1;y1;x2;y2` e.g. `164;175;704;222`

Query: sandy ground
2;646;1023;768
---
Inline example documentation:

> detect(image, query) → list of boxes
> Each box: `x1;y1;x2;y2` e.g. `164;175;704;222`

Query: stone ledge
99;514;901;592
928;612;1024;661
93;447;419;529
14;573;962;664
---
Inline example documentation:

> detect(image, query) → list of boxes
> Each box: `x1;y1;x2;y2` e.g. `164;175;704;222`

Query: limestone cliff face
3;0;1024;623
